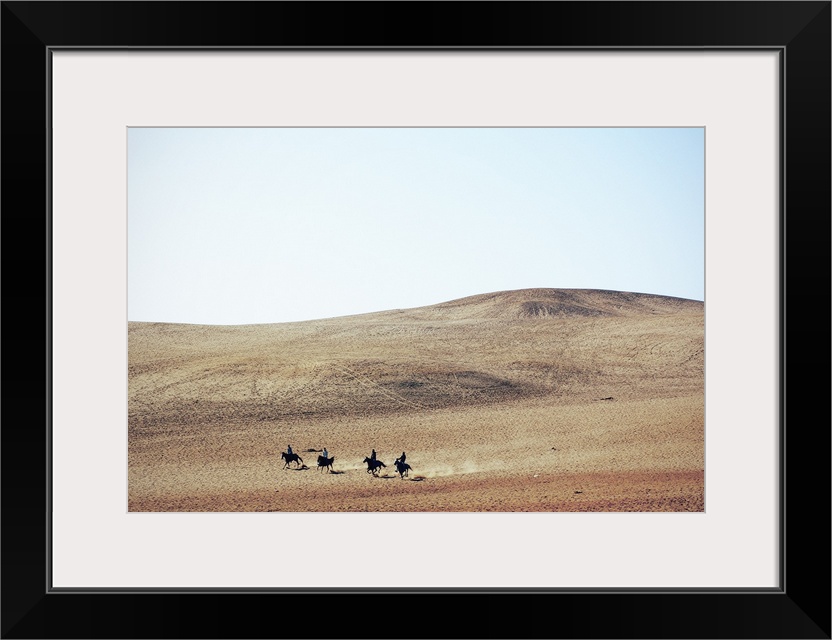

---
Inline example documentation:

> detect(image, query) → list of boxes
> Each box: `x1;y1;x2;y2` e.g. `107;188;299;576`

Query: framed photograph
3;2;829;638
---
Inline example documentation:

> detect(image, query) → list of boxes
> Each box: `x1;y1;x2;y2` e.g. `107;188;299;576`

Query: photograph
127;126;705;513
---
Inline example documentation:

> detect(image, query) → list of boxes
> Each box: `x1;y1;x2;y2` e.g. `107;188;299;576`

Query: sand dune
128;288;704;512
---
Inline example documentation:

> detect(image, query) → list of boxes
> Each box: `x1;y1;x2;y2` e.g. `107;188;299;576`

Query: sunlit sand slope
128;288;704;512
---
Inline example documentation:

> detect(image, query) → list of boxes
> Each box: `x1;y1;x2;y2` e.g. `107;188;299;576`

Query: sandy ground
128;288;704;512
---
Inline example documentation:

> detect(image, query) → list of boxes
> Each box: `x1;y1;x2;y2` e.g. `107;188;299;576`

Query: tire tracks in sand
327;362;427;411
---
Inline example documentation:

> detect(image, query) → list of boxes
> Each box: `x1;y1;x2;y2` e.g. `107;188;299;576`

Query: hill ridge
128;288;703;328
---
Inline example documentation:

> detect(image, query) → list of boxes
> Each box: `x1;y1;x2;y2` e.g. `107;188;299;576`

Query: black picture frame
2;2;829;638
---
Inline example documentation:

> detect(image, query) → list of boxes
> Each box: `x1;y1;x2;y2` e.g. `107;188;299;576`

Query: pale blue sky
128;127;704;325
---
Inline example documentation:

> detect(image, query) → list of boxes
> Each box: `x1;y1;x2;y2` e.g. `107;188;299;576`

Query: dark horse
281;451;304;469
363;457;386;477
317;455;335;473
393;459;412;479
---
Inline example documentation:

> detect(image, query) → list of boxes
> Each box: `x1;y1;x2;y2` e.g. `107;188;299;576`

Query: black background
2;2;829;638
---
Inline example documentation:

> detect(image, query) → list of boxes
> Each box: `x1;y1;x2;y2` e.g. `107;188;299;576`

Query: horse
394;459;412;479
363;457;386;476
317;455;335;473
281;451;304;469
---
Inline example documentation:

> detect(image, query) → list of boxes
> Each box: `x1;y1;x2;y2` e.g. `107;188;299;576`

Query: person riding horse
318;450;335;473
281;450;303;468
364;456;385;476
395;451;406;465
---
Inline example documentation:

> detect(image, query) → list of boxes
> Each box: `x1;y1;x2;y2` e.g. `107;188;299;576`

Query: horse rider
322;447;329;460
370;448;377;462
287;444;293;456
395;451;406;465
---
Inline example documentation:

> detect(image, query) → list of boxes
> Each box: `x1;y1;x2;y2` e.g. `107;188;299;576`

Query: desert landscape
128;288;704;512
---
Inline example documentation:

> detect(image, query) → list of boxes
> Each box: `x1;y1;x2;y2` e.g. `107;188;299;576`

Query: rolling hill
128;288;704;512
